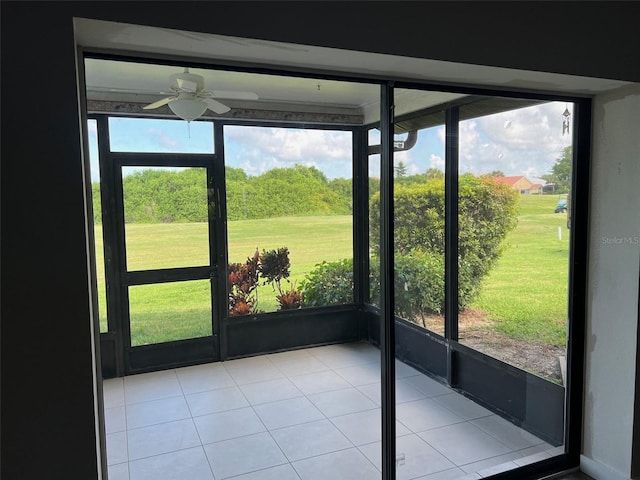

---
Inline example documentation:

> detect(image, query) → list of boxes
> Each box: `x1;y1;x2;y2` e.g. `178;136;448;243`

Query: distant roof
492;176;526;187
529;177;548;186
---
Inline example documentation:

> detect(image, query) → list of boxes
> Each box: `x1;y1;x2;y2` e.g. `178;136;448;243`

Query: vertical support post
353;127;369;308
565;98;590;462
444;107;459;386
380;82;396;480
96;115;125;378
212;122;227;361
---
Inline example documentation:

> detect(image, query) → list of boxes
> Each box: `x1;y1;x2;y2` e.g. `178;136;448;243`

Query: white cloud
429;154;444;170
458;102;573;177
95;101;573;183
393;150;409;164
406;162;420;175
225;126;352;178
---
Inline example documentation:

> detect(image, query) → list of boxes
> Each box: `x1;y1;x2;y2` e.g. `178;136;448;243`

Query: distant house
492;175;537;194
529;177;547;195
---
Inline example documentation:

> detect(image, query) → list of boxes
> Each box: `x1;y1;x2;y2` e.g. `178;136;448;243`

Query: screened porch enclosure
86;56;587;479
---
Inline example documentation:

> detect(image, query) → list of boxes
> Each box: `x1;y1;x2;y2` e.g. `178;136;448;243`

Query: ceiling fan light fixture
142;68;257;119
168;97;208;122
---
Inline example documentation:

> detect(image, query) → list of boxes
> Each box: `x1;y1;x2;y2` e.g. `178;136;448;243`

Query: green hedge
299;258;354;307
301;174;518;323
369;174;518;310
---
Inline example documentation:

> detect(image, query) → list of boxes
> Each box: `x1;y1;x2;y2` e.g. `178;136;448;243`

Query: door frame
94;115;227;375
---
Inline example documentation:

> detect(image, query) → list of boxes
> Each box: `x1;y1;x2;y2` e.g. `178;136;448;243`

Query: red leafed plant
228;249;260;316
259;247;302;310
228;246;303;316
276;281;303;310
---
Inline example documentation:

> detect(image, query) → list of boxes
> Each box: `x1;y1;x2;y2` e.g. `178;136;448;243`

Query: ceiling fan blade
176;78;198;92
203;97;231;114
208;90;259;100
143;96;175;110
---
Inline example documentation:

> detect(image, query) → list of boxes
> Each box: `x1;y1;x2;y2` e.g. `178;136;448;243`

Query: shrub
369;251;445;326
301;253;444;326
369;179;445;256
300;258;354;307
369;174;518;308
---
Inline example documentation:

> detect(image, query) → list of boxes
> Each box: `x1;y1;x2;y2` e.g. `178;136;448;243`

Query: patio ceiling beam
86;99;364;125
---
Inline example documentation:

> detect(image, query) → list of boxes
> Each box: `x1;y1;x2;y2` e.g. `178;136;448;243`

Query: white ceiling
84;58;384;121
83;57;467;124
76;18;631;124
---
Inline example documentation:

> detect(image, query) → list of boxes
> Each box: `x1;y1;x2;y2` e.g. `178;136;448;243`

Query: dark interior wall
1;6;100;480
2;2;639;479
34;1;640;82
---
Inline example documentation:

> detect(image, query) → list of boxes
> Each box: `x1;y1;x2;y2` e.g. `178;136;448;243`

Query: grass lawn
227;215;353;312
470;194;569;346
94;215;353;341
94;195;570;347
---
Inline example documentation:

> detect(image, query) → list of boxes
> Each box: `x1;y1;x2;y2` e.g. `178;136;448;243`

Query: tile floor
103;341;563;480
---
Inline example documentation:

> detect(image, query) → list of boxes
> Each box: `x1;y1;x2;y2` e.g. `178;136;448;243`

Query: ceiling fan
143;68;259;121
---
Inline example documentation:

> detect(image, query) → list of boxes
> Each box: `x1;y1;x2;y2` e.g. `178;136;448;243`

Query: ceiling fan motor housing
170;71;205;92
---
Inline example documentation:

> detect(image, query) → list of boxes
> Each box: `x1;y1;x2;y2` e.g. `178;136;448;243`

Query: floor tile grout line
268;348;334;377
222;461;291;480
122;393;185;407
127;368;212;478
120;381;131;470
459;453;522;469
469;416;550;451
226;361;297;476
287;443;370;467
283;345;380;474
391;414;527;474
310;346;390;476
124;412;197;433
199;443;217;480
125;444;210;466
463;418;541;453
190;421;218;480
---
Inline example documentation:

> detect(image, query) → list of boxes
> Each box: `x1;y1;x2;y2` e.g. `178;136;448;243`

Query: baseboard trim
581;455;630;480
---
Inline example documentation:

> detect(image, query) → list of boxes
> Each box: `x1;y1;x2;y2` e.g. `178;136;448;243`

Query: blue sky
88;101;572;183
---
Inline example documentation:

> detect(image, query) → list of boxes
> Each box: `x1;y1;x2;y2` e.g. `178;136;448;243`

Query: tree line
225;165;351;221
92;165;356;224
92;148;568;224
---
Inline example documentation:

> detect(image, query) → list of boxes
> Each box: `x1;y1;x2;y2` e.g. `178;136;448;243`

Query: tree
425;168;444;180
487;170;505;177
549;146;572;193
225;166;248;182
328;178;353;211
394;161;408;178
225;164;351;220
